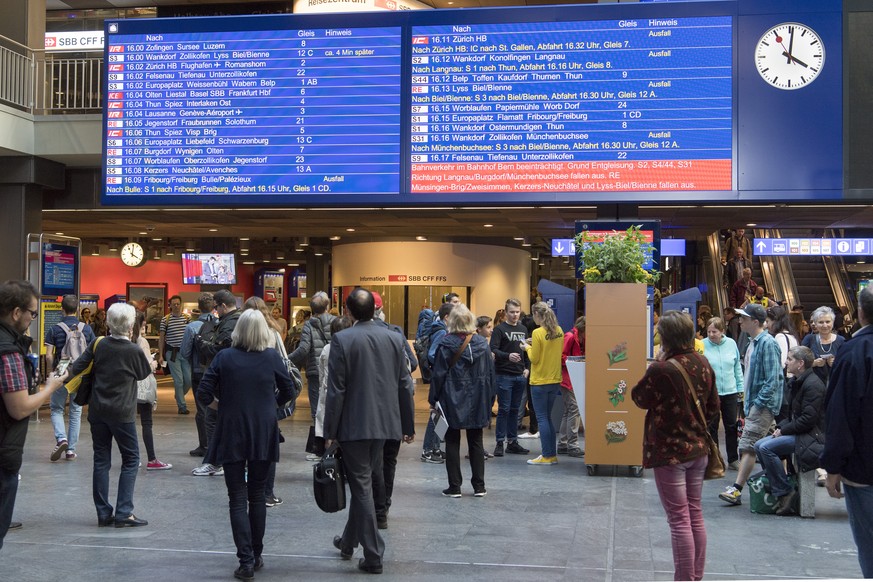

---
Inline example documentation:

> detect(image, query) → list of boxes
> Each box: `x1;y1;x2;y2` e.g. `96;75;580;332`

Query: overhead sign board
754;238;873;256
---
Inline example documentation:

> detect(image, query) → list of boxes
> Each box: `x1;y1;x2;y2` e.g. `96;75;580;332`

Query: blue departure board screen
409;17;732;194
100;2;845;206
104;25;401;198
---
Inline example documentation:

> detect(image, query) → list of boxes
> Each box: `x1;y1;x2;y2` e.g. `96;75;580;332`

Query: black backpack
414;333;432;384
194;318;219;366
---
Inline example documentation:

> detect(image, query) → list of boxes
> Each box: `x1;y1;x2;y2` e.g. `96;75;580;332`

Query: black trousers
339;439;386;566
192;372;208;450
374;439;400;522
444;428;485;491
708;392;739;464
136;402;156;461
223;460;270;569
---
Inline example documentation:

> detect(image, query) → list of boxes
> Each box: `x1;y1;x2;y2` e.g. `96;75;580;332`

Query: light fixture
295;246;305;252
276;251;285;260
108;241;119;251
746;223;757;227
287;263;300;267
165;247;175;256
139;231;148;235
239;237;249;241
90;245;100;256
151;237;163;242
513;236;524;241
521;238;532;247
416;236;427;241
243;260;255;265
346;228;356;232
530;252;539;261
55;232;64;236
299;236;310;246
208;228;218;232
185;240;196;251
152;249;162;260
330;236;341;241
314;248;324;256
483;224;493;228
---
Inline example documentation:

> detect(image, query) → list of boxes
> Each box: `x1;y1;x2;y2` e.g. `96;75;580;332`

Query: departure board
409;16;733;194
103;26;402;197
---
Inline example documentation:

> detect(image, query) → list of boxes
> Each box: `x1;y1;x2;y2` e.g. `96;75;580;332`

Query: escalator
788;255;839;312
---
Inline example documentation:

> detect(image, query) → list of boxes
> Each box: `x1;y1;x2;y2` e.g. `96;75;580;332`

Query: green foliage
574;225;661;284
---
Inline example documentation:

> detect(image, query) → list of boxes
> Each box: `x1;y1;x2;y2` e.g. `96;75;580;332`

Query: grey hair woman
67;301;153;528
197;308;295;579
801;305;845;384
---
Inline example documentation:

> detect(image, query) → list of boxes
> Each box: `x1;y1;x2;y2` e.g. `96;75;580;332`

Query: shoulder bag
668;358;726;480
69;337;105;407
313;441;346;513
275;330;303;398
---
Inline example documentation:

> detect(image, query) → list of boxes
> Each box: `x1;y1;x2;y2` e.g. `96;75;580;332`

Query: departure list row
103;27;402;196
409;17;733;194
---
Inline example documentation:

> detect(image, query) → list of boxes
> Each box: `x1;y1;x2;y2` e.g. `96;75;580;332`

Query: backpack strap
58;321;71;333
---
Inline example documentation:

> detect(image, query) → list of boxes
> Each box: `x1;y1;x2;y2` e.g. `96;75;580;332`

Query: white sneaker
305;453;321;462
517;432;540;439
192;463;221;476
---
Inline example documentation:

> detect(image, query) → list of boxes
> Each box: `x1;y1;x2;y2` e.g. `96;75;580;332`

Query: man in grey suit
324;288;415;574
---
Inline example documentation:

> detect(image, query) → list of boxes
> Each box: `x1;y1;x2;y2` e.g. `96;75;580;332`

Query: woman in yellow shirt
520;302;564;465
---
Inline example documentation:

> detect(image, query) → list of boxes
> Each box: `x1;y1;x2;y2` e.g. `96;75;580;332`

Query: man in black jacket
0;281;68;549
753;345;825;515
489;298;530;457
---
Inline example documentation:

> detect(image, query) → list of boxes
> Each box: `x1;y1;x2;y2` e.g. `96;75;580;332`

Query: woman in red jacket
558;316;585;457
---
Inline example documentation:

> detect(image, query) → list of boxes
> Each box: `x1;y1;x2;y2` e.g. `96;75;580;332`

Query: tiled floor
3;382;863;581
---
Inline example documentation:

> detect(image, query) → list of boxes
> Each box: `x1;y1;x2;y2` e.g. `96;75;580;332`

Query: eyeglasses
24;308;38;318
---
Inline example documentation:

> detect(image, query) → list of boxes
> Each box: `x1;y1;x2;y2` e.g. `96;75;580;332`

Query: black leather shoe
233;566;254;581
97;515;114;527
115;514;148;528
254;556;264;571
377;519;388;530
358;558;383;574
189;447;206;457
505;441;530;455
333;535;353;560
178;408;190;415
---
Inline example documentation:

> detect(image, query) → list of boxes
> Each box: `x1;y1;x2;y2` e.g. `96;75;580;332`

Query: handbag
313;442;346;513
68;337;104;407
668;358;726;480
275;331;303;399
136;374;158;404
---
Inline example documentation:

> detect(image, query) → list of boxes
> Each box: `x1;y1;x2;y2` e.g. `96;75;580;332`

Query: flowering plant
605;420;628;444
607;380;627;408
574;225;660;284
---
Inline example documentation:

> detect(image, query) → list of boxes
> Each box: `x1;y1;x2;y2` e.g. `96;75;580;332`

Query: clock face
755;23;825;90
120;242;145;267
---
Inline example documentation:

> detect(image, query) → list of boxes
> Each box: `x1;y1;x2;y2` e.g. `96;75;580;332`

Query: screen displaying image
42;243;79;296
181;253;237;285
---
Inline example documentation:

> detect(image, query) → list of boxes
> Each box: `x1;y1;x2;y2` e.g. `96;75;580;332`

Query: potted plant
573;225;660;284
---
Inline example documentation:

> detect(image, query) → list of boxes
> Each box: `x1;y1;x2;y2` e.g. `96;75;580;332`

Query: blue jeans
495;374;526;443
50;388;82;452
754;434;796;498
845;483;873;578
0;467;18;550
91;419;140;520
423;416;441;452
530;383;562;457
166;349;192;411
223;460;270;569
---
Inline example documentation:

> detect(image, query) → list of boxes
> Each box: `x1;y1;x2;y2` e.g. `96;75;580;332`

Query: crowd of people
1;278;871;580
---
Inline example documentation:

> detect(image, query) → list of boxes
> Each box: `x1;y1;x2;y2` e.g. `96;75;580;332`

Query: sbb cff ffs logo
388;275;408;282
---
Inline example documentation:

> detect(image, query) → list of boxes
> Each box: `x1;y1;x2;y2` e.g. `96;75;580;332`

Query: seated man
753;345;826;515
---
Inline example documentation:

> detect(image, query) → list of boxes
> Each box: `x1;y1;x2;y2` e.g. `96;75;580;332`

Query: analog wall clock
755;23;825;90
120;242;146;267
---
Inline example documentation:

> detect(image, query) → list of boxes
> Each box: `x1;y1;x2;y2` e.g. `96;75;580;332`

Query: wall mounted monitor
101;0;842;206
41;242;80;297
181;253;237;285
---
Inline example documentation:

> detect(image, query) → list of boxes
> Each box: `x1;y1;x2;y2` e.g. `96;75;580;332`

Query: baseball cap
734;303;766;323
372;291;383;310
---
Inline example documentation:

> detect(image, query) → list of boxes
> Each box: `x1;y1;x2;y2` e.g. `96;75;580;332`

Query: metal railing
0;33;102;114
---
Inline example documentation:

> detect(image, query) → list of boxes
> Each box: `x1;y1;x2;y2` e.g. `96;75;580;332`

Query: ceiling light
151;237;163;241
287;263;299;267
55;232;64;236
530;252;539;261
521;238;532;247
314;250;324;256
152;249;162;260
185;240;196;251
208;228;218;232
139;231;148;235
299;236;310;246
276;251;285;260
243;261;255;265
239;237;249;241
108;241;119;251
513;236;524;241
165;248;175;256
295;247;305;252
416;236;427;241
330;236;341;241
746;223;757;227
483;224;493;228
90;246;100;256
346;228;355;232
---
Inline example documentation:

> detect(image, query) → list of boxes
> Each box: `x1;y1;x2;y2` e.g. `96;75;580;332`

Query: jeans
422;416;441;452
653;455;707;581
844;483;873;578
495;374;526;443
444;428;485;492
0;467;18;551
558;386;581;450
50;388;82;452
91;419;140;520
709;393;739;464
137;402;156;462
754;434;796;498
223;460;270;569
530;383;562;457
166;349;192;411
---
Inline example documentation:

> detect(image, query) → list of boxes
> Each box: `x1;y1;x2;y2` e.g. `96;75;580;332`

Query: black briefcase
313;443;346;513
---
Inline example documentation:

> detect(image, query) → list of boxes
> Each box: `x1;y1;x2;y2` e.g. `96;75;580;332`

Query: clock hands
787;27;794;65
781;51;810;69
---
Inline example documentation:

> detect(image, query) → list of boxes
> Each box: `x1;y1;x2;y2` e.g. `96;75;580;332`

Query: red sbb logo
388;275;408;282
108;101;123;109
45;37;57;48
109;64;124;71
108;111;123;118
107;130;122;137
108;92;123;100
108;45;124;53
412;36;428;45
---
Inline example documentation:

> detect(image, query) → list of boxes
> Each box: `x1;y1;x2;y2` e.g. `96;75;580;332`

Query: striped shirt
0;352;30;394
160;313;190;348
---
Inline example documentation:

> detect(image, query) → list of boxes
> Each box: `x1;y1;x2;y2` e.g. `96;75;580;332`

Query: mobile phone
55;358;72;376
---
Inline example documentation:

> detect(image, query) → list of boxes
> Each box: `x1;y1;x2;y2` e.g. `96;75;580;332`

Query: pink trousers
653;455;708;581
